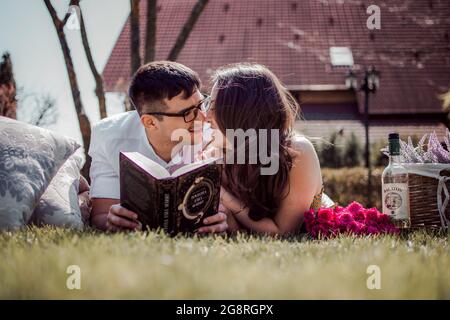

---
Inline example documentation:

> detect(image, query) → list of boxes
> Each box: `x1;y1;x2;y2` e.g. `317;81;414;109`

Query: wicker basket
405;164;450;230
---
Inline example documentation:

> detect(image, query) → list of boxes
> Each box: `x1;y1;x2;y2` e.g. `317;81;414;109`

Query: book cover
119;151;222;235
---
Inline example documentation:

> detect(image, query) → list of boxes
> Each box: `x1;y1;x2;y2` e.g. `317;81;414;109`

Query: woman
201;63;333;235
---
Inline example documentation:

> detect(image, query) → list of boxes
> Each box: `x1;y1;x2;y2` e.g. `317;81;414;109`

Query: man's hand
106;204;142;232
196;211;228;234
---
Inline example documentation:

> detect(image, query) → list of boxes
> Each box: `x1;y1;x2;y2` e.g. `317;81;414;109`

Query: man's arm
91;198;118;231
91;198;228;233
88;121;142;232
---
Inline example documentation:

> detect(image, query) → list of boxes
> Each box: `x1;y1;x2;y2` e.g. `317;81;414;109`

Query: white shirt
88;111;207;199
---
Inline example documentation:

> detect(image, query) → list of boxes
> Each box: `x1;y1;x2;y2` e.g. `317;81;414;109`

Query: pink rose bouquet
304;201;398;238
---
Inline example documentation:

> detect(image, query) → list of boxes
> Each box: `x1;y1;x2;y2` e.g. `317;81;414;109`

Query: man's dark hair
128;61;201;114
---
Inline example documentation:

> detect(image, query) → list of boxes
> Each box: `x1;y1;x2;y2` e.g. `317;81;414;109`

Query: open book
119;152;222;235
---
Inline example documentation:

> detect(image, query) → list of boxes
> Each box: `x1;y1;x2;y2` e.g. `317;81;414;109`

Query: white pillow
0;117;80;230
29;152;86;230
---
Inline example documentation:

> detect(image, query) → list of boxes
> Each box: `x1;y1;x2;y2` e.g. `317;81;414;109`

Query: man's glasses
144;95;212;123
201;95;213;114
201;95;216;116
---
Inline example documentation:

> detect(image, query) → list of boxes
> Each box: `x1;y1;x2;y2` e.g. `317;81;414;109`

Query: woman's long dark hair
213;63;299;221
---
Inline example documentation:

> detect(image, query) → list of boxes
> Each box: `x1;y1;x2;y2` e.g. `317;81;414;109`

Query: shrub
343;132;363;167
321;166;383;209
370;139;388;167
315;131;385;169
316;131;344;168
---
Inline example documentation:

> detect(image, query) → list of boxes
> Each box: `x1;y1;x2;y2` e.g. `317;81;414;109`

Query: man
89;61;227;233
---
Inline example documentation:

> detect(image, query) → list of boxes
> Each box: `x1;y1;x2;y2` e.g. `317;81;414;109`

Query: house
102;0;450;143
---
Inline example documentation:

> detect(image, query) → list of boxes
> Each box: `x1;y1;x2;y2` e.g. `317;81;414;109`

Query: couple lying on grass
89;61;333;236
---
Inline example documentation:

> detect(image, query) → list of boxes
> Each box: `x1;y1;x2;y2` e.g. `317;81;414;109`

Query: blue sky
0;0;129;144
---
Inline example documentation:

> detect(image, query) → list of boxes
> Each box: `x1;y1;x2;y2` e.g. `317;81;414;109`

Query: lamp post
345;66;380;207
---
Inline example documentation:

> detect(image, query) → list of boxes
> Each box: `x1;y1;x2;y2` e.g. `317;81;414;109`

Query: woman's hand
219;188;248;233
220;187;246;215
220;187;280;235
217;203;243;234
196;210;228;234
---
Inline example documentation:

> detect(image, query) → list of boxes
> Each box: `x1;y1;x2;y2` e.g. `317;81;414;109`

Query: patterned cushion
29;152;86;229
0;116;80;230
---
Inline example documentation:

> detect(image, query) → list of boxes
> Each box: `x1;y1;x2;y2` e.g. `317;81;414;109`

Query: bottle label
382;183;410;220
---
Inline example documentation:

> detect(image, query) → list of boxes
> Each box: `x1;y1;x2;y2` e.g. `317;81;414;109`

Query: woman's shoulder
288;134;317;160
287;134;322;192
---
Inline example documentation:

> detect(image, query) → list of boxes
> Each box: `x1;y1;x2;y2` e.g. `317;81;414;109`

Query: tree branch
62;0;79;26
43;0;92;181
43;0;63;29
75;0;107;119
167;0;209;61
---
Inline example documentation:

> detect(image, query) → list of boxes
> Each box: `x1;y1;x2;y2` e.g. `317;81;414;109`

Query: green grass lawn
0;227;449;299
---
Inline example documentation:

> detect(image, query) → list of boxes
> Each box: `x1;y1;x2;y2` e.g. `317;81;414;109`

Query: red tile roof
102;0;450;115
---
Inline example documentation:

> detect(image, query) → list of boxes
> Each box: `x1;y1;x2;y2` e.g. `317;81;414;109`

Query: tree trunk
44;0;92;181
124;94;133;112
130;0;141;75
167;0;209;61
76;0;107;119
144;0;157;63
0;52;17;119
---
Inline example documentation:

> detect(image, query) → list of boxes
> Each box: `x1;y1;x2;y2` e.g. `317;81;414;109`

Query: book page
121;152;171;179
171;157;218;178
